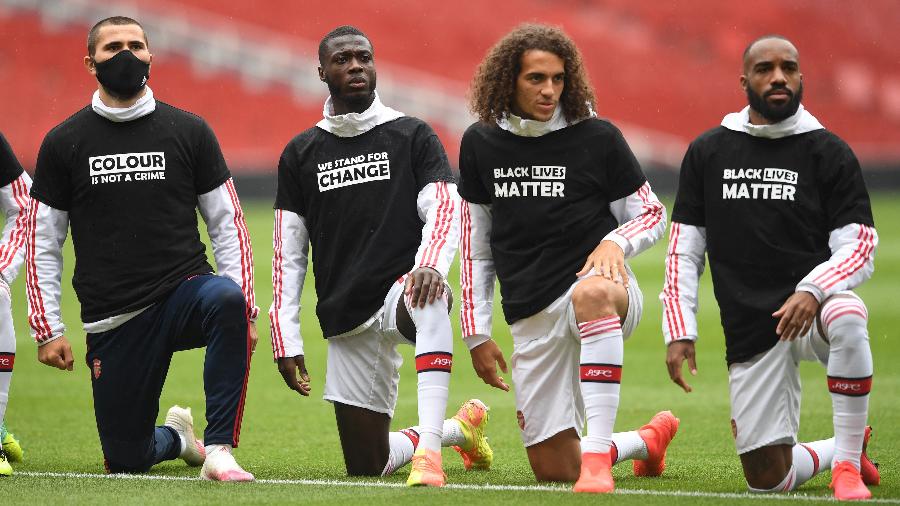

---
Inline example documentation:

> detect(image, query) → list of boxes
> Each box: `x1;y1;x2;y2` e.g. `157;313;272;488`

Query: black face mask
94;50;150;100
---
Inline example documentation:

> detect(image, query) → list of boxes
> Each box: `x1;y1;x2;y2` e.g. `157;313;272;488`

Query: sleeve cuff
602;232;631;257
247;305;260;322
796;285;824;303
36;332;64;347
463;333;491;351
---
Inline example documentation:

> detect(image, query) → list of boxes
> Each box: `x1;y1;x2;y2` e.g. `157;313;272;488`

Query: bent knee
822;296;868;325
740;446;791;490
205;278;247;315
572;278;624;319
821;296;868;342
102;440;155;474
532;461;579;483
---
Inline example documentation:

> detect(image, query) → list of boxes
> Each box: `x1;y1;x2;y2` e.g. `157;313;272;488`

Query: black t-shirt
275;117;454;337
0;132;24;188
30;102;230;323
672;126;874;364
458;119;646;324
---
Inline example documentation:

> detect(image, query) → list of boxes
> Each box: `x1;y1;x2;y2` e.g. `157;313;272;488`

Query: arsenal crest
93;358;102;379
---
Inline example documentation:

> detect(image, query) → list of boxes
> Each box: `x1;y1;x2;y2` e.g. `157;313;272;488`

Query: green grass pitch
3;194;898;505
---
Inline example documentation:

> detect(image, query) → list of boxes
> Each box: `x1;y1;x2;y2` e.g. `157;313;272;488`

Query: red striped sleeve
459;200;476;337
0;177;29;272
420;182;454;270
812;225;875;290
25;201;53;341
224;179;255;317
270;210;285;358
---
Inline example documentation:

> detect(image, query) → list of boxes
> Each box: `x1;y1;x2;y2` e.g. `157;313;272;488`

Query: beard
324;74;377;108
746;81;803;123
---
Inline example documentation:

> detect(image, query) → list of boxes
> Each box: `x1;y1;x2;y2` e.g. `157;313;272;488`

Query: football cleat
860;426;880;486
200;445;254;482
164;405;206;467
573;451;614;493
451;399;493;470
0;424;23;463
0;449;11;476
830;461;871;501
634;410;680;477
407;448;446;487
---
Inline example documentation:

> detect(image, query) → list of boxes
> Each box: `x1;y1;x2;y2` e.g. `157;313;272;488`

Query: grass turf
2;194;898;505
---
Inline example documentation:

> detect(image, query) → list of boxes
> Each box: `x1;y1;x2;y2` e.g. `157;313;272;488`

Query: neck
510;106;535;121
98;86;147;109
331;93;375;115
747;107;775;125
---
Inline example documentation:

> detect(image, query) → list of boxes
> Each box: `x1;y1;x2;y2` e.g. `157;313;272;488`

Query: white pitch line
14;471;900;504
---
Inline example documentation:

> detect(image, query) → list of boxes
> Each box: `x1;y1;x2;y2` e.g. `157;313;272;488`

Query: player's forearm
660;222;706;343
460;200;495;344
0;173;31;283
605;182;667;258
413;182;460;278
26;200;67;344
797;223;878;302
270;209;308;359
198;178;259;321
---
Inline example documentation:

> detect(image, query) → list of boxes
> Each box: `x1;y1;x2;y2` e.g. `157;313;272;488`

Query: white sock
441;418;467;447
822;297;872;469
610;431;648;463
792;439;834;486
382;430;417;476
408;296;453;453
177;433;187;455
748;465;797;492
0;298;15;423
404;419;467;449
578;316;623;454
205;443;232;456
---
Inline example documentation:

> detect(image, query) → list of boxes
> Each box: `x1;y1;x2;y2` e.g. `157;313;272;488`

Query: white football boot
164;405;206;467
200;445;254;482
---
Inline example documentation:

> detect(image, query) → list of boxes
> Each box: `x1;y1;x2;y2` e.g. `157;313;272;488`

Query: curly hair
469;24;595;125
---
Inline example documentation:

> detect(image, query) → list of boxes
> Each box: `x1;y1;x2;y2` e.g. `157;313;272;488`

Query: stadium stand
1;0;898;177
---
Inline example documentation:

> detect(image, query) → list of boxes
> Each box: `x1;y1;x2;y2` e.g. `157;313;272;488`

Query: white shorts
727;294;852;454
323;277;449;418
510;267;643;447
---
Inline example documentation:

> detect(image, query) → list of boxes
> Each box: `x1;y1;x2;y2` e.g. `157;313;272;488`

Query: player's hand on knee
248;322;259;354
277;355;311;396
470;339;510;391
38;336;74;371
577;240;628;287
405;267;444;308
666;339;697;393
772;291;819;341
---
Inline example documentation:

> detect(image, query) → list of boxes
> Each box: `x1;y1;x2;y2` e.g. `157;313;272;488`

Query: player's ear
318;66;325;82
85;55;96;76
739;74;748;92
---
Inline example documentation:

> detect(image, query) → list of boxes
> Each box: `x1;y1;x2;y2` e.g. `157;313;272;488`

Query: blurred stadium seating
1;0;898;184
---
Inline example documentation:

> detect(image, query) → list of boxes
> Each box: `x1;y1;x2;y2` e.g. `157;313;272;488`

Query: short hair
318;25;371;65
742;34;794;61
469;23;596;125
87;16;148;57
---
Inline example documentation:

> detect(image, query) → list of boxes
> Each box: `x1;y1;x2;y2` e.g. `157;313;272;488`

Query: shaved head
742;35;798;72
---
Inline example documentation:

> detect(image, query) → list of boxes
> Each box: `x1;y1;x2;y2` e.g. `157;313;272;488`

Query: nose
348;57;364;73
540;79;555;97
771;66;787;85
